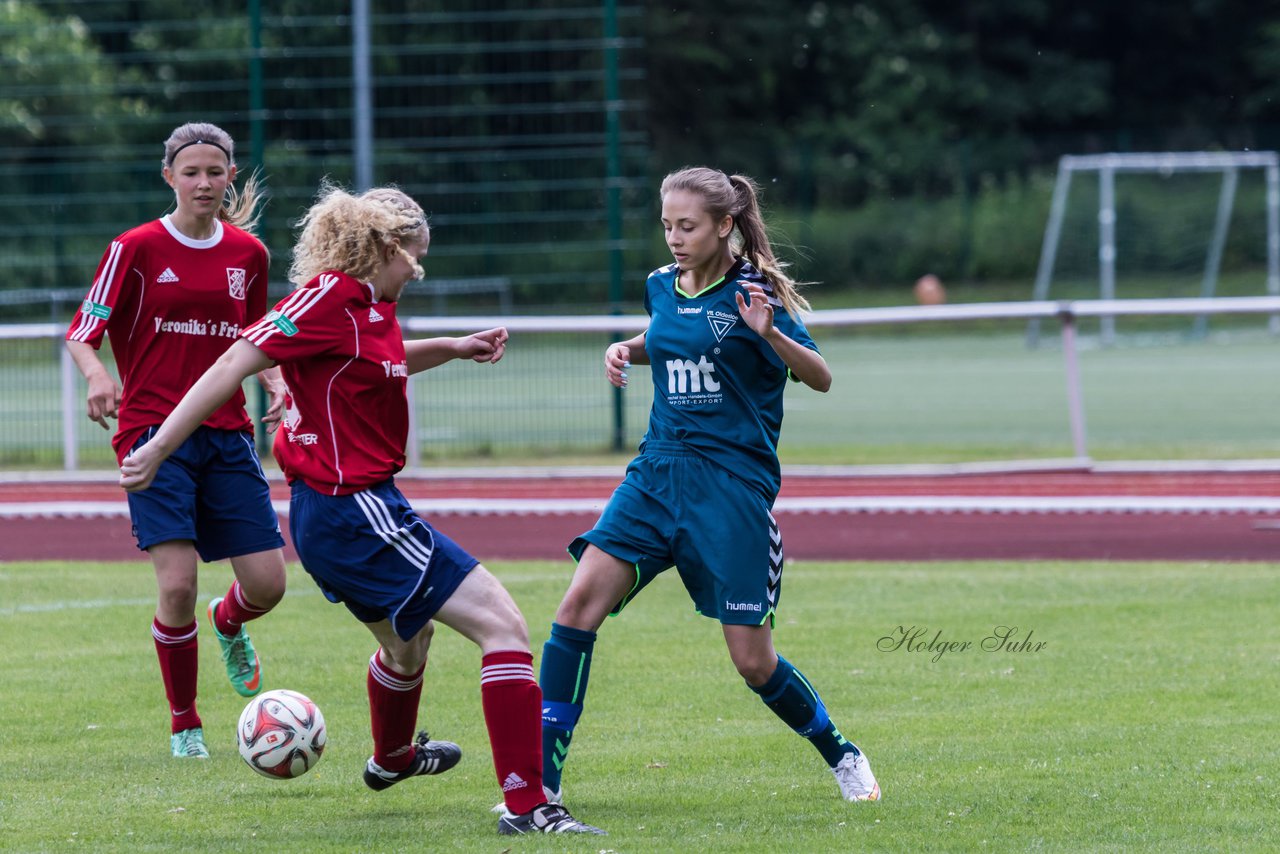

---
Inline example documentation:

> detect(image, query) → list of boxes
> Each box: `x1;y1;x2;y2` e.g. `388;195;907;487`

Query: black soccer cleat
363;731;462;791
497;802;606;835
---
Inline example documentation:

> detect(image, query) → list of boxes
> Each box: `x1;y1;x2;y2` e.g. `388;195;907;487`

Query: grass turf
2;558;1279;852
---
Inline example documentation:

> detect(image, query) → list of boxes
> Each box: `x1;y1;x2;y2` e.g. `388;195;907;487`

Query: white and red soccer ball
236;689;327;779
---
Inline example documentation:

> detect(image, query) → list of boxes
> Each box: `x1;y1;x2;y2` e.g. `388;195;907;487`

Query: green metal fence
0;1;650;321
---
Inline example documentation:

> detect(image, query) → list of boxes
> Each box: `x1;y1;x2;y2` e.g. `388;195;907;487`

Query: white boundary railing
7;295;1280;470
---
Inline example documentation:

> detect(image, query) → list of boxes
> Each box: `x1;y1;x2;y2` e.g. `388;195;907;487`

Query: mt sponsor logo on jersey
156;267;180;284
665;355;722;406
226;268;246;300
707;309;738;342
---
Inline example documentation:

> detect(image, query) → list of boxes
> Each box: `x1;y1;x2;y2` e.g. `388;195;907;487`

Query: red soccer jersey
241;271;409;495
65;216;270;462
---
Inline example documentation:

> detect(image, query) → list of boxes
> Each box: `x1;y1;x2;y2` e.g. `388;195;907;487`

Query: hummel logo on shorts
157;267;180;284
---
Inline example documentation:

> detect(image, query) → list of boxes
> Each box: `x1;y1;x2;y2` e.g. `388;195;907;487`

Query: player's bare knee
491;601;529;650
730;650;777;686
554;585;607;631
157;579;198;614
382;637;429;675
244;574;285;609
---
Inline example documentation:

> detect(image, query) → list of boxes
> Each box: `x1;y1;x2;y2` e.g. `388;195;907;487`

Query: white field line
4;496;1280;518
1;586;322;618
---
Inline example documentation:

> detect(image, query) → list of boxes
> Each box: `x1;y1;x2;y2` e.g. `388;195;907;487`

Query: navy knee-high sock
539;622;596;792
750;655;856;767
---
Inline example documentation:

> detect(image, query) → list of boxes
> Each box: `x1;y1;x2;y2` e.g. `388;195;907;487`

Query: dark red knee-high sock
152;618;200;734
213;580;270;637
367;650;425;771
481;650;544;815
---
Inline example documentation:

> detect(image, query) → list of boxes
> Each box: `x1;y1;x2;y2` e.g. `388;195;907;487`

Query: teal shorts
568;441;783;625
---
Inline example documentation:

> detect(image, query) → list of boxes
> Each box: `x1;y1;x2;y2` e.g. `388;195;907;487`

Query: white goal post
1026;151;1280;346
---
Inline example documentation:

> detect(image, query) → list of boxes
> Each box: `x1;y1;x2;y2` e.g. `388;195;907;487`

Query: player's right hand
605;343;630;388
86;376;122;430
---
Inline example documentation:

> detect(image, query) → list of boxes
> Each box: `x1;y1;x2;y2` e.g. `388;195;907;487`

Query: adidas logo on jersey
156;267;180;284
368;306;384;322
501;772;529;792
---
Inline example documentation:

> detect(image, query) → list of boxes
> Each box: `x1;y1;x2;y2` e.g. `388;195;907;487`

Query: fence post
1058;305;1089;461
60;343;78;471
406;374;421;469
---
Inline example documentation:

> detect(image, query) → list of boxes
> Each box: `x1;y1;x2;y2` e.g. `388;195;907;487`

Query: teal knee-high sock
539;622;596;792
750;655;855;767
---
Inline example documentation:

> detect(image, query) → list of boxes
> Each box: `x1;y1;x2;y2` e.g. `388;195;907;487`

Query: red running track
1;470;1278;562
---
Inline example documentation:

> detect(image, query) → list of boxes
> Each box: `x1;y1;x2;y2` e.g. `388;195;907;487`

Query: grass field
3;558;1279;852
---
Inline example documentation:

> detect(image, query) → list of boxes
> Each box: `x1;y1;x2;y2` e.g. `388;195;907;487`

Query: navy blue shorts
126;426;283;562
569;442;783;626
288;478;479;641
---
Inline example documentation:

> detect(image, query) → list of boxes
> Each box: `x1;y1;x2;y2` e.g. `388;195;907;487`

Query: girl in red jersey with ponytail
66;123;288;760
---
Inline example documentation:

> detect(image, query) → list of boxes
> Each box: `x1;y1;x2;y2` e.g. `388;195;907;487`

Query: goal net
1026;151;1280;346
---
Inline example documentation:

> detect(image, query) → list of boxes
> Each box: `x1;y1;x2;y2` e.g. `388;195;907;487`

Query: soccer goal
1026;151;1280;346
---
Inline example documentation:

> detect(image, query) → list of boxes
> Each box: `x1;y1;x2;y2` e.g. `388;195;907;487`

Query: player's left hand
460;327;509;364
119;445;162;493
736;283;776;339
261;380;288;434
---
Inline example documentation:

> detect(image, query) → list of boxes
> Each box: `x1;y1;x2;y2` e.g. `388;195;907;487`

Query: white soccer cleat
832;749;881;801
491;784;562;814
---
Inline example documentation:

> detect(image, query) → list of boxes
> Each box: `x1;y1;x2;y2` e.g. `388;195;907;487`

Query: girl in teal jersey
537;167;881;806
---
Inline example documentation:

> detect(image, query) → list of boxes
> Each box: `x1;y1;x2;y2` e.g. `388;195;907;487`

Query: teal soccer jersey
640;258;818;500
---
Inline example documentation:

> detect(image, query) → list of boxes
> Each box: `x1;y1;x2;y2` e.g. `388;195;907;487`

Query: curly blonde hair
288;182;429;288
161;122;265;234
660;166;811;318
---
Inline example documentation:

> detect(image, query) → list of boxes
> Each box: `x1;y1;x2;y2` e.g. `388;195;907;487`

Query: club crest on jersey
706;309;738;343
226;268;246;300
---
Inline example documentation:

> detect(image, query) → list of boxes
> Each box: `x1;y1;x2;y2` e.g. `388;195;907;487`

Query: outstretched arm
119;338;274;491
404;326;508;374
736;284;831;392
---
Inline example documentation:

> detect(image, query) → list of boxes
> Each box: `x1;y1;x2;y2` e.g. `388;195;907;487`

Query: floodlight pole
352;0;373;192
604;0;627;451
249;0;270;457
